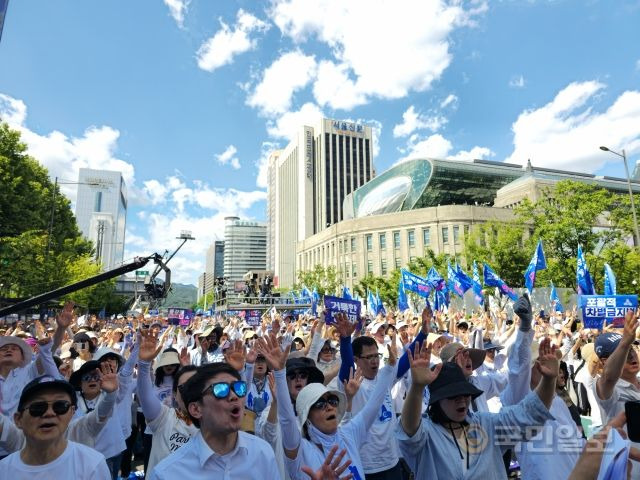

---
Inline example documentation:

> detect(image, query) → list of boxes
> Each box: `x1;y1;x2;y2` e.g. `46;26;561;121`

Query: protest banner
579;295;638;329
245;309;262;327
401;269;431;297
167;308;193;326
324;295;361;325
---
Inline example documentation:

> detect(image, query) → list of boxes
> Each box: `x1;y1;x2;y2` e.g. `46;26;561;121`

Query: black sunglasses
21;400;73;417
311;395;339;411
286;370;308;381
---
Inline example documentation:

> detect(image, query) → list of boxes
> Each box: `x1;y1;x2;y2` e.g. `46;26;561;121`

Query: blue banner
376;289;386;316
580;295;637;329
342;286;353;300
427;266;445;290
483;263;518;301
472;261;484;306
324;295;361;325
576;245;596;295
245;309;262;327
401;269;431;297
524;240;547;293
604;263;617;296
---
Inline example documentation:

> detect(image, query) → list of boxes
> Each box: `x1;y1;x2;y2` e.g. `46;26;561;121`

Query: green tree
295;265;343;296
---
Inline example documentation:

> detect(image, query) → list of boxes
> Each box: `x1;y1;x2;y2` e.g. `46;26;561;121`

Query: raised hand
255;332;290;371
399;328;410;346
421;306;432;334
535;337;559;379
408;342;441;387
310;319;320;338
273;317;281;335
335;313;355;339
301;445;353;480
224;339;247;371
343;367;364;401
179;346;190;366
56;301;75;329
246;344;258;364
622;309;639;344
267;371;277;402
138;329;162;361
99;361;119;393
387;332;398;366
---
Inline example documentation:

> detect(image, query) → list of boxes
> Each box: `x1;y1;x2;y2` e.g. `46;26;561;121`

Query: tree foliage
295;265;343;296
0;123;125;312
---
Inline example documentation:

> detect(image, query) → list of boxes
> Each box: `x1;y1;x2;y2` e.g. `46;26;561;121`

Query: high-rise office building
204;240;225;295
75;168;127;271
271;118;374;287
266;150;281;272
223;216;267;282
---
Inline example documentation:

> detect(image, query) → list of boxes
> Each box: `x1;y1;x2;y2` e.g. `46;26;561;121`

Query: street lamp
599;146;640;247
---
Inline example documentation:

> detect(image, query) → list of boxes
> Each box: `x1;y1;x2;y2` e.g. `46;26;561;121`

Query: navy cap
19;375;77;411
595;332;623;359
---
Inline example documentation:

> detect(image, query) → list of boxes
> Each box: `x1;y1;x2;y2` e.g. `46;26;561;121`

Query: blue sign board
245;310;262;327
579;295;637;329
324;295;361;325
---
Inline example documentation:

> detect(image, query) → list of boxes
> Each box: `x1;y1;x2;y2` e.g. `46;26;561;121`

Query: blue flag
550;281;564;312
397;280;409;312
401;269;432;297
472;261;484;306
434;285;450;311
342;286;353;300
448;261;473;297
301;285;312;302
483;263;518;301
455;263;474;293
427;266;445;290
98;306;106;319
376;288;386;316
524;240;547;293
576;245;596;295
311;287;319;316
604;264;617;296
367;290;377;316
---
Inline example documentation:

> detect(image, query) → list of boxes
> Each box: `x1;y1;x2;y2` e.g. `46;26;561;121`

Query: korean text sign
324;295;361;325
579;295;637;329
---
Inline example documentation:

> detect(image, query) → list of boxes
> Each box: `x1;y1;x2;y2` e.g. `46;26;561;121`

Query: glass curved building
343;158;524;219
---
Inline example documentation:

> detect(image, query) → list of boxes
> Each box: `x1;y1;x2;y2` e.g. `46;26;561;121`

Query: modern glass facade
344;158;523;219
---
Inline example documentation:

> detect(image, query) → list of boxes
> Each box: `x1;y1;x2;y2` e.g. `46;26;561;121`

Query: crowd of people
0;294;638;479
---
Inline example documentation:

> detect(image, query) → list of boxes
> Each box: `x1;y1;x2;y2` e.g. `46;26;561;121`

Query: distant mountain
164;283;197;309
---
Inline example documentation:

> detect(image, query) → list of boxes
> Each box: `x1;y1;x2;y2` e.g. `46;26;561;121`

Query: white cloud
506;81;640;172
269;0;487;109
247;50;317;116
215;144;241;169
440;94;458;109
398;133;493;164
393;105;447;138
197;9;270;72
164;0;190;28
266;102;324;140
0;93;136;204
509;74;525;88
255;141;281;188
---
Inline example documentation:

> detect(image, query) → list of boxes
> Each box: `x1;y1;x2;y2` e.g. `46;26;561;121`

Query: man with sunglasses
0;375;110;479
149;363;278;480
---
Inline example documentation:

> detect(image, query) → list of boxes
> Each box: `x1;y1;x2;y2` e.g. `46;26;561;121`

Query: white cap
368;321;386;334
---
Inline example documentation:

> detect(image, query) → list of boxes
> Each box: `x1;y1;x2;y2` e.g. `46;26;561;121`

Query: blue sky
1;0;639;285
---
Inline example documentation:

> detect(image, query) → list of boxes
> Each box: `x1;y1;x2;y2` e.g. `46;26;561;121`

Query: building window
339;240;343;254
379;233;386;249
366;234;372;251
395;257;402;270
393;231;400;249
423;227;430;246
367;260;373;274
442;227;449;244
453;225;460;244
407;229;415;247
464;225;470;238
352;263;357;278
350;237;356;252
94;191;102;212
381;258;388;276
345;263;350;278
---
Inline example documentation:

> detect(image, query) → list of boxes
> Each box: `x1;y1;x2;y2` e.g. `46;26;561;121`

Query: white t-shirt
0;441;110;479
146;405;198;476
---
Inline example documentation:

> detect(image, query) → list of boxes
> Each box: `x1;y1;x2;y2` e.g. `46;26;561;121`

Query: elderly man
149;362;279;479
0;375;110;478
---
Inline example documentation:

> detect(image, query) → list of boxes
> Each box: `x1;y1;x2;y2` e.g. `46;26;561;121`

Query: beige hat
154;351;180;370
440;342;486;370
59;341;73;360
580;343;595;363
295;382;347;429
